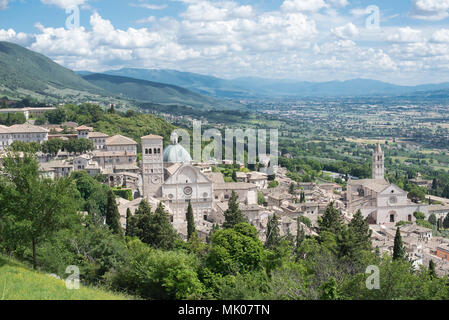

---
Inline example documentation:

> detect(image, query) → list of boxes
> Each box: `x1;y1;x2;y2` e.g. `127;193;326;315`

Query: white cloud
130;2;167;10
0;28;33;45
1;0;449;84
40;0;88;9
331;22;359;39
409;0;449;21
387;27;422;43
136;16;156;24
431;29;449;43
281;0;327;12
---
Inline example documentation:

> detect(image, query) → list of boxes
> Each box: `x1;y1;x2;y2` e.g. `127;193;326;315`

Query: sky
0;0;449;85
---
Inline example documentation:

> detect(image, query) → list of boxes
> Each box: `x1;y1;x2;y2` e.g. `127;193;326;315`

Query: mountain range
94;67;449;99
0;41;448;106
0;41;240;110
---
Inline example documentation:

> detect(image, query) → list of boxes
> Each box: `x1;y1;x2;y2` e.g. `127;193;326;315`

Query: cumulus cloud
1;0;449;83
387;27;422;43
281;0;327;12
431;29;449;43
331;22;359;39
0;28;34;45
409;0;449;21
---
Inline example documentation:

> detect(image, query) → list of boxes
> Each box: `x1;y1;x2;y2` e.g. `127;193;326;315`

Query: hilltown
1;121;449;276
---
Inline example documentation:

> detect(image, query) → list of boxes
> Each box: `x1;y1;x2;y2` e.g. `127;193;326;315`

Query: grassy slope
0;41;99;93
0;256;129;300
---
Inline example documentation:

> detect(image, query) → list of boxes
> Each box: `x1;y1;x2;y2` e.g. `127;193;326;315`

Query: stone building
347;144;428;224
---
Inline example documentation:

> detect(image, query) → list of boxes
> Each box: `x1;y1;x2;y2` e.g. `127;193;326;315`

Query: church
141;132;213;237
347;144;428;225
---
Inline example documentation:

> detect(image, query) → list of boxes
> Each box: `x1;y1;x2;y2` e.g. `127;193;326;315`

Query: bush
414;211;426;220
112;187;133;201
111;239;204;299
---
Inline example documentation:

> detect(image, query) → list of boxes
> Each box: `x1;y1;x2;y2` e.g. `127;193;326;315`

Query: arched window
149;148;152;154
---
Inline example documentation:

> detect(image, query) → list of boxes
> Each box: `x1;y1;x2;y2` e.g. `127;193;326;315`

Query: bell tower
372;143;385;180
142;134;164;197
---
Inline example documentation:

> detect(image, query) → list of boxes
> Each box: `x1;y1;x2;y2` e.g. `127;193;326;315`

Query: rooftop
106;134;138;146
141;134;163;140
88;131;109;138
9;123;49;133
214;182;258;190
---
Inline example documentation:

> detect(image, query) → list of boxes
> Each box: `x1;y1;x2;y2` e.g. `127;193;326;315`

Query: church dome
163;132;192;164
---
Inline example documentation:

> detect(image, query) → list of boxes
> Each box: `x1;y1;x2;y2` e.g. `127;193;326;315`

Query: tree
300;191;306;203
41;139;63;155
413;211;426;221
0;153;80;269
206;223;264;275
393;227;406;261
125;208;132;237
429;260;437;279
289;182;296;195
428;213;437;226
45;108;67;124
257;191;266;206
223;191;247;229
444;214;449;229
146;202;179;250
348;210;372;250
320;277;339;300
186;201;196;240
105;190;123;237
318;202;343;236
265;214;281;250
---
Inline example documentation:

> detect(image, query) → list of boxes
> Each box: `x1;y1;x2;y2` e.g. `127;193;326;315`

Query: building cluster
2;121;449;274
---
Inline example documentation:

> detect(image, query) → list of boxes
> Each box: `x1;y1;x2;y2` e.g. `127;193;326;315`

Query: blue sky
1;0;449;85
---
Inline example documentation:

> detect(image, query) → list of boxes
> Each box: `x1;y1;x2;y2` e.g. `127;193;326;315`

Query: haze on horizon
1;0;449;86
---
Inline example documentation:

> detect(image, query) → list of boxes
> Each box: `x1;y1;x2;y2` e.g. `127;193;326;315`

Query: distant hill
0;255;129;300
0;41;100;94
82;73;241;110
99;68;449;99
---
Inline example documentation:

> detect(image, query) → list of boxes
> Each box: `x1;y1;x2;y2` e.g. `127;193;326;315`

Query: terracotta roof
106;134;137;146
142;134;163;139
75;125;94;131
9;123;49;133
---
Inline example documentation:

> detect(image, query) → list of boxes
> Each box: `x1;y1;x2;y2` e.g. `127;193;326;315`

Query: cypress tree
318;202;343;235
265;214;281;249
300;192;306;203
289;182;296;195
147;202;178;250
186;201;196;240
223;191;247;229
393;227;406;261
348;209;372;252
136;199;152;215
429;260;437;279
125;208;132;236
105;190;123;237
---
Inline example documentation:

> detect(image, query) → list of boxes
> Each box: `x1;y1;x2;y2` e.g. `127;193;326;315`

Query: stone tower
372;143;385;180
142;134;164;197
